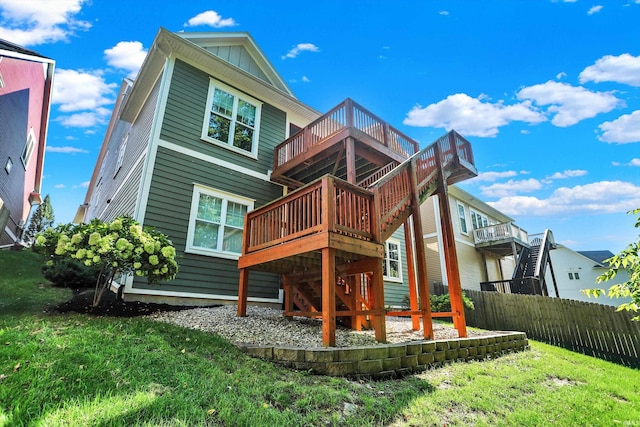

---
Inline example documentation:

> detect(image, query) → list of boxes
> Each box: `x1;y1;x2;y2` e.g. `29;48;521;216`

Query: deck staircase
237;98;478;346
509;229;559;296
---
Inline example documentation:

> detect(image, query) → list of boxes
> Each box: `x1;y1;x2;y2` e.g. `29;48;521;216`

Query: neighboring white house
544;245;631;306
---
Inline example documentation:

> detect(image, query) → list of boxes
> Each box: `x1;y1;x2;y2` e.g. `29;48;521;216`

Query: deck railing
274;98;420;170
473;222;529;245
243;176;375;254
247;130;476;255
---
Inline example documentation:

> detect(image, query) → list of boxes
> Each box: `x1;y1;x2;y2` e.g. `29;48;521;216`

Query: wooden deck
238;98;477;347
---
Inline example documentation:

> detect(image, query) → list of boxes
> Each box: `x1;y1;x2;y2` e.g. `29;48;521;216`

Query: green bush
41;257;99;288
430;292;474;312
402;291;475;312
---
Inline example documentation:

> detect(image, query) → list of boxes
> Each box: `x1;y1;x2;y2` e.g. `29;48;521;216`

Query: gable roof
577;250;615;267
121;28;318;124
0;38;52;61
176;32;292;96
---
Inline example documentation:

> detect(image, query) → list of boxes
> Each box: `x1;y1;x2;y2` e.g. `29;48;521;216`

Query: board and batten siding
160;59;286;175
204;45;270;85
90;80;160;221
135;147;284;299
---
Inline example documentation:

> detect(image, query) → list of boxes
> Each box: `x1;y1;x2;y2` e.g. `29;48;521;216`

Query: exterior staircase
236;98;477;346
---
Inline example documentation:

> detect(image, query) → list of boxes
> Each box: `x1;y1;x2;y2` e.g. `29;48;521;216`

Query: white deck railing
473;222;528;245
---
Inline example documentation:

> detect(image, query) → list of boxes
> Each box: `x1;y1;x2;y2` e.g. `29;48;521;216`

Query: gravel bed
146;305;495;348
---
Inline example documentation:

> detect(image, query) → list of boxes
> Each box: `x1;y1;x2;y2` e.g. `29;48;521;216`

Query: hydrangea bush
35;216;179;307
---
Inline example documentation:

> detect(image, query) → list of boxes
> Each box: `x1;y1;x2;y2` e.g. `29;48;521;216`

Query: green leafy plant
402;291;475;312
35;216;179;308
582;208;640;320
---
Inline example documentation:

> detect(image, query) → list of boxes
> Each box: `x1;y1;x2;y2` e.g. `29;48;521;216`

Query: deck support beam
436;153;467;338
321;247;337;347
237;268;249;317
403;219;421;331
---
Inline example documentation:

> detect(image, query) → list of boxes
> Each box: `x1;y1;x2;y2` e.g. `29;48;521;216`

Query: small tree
582;208;640;320
35;216;179;308
24;194;55;243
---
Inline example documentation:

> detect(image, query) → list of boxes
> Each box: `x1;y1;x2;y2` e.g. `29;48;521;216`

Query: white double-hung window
202;79;262;157
186;185;254;259
383;239;402;282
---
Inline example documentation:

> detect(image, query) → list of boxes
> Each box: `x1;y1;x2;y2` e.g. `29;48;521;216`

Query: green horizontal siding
384;224;411;308
160;59;286;175
136;146;283;300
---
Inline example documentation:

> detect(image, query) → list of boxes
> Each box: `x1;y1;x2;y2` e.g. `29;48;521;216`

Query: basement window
383;239;403;282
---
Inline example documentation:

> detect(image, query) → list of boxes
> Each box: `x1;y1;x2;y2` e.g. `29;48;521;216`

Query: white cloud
58;111;109;128
597;110;640;143
556;71;567;80
587;5;603;14
488;181;640;216
516;81;621;127
80;181;90;188
403;93;546;137
0;0;90;46
52;69;116;112
46;146;88;154
473;171;518;182
631;158;640;166
54;184;65;189
480;178;543;198
439;10;450;15
104;41;147;79
184;10;237;28
282;43;320;60
520;129;530;134
302;76;310;83
546;169;588;179
579;53;640;86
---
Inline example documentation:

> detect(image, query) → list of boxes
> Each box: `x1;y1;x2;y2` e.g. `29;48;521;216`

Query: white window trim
185;184;255;259
20;128;36;169
457;202;468;235
469;208;490;230
201;78;262;160
114;133;129;177
5;157;12;174
383;239;403;283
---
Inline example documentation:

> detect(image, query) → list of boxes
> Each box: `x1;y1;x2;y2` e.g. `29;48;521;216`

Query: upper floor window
114;133;128;177
21;128;36;169
202;79;262;158
457;202;468;235
186;184;254;259
383;240;402;282
470;209;489;230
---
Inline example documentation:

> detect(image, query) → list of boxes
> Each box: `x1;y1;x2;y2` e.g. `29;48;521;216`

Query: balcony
473;222;529;257
271;98;420;189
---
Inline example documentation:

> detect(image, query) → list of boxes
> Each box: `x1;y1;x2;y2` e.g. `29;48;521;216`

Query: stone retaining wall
238;332;528;378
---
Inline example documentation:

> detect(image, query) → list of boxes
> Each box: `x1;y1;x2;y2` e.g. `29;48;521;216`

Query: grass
1;250;639;426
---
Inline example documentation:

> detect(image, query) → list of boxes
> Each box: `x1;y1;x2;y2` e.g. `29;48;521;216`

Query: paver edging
238;332;529;378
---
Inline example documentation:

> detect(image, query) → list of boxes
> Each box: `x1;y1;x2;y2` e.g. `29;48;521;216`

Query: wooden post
322;247;336;347
408;161;434;340
435;148;467;337
403;219;420;331
283;274;293;319
371;258;387;343
345;137;356;184
237;268;249;317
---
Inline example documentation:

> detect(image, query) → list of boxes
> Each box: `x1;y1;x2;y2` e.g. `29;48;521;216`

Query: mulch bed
52;288;207;317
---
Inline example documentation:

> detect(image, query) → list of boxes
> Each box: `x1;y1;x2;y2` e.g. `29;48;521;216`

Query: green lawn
1;250;639;426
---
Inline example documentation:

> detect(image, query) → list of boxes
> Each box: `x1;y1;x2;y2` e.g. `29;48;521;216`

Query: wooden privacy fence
464;290;640;368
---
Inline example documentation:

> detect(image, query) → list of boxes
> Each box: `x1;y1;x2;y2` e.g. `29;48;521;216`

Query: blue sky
1;1;639;253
